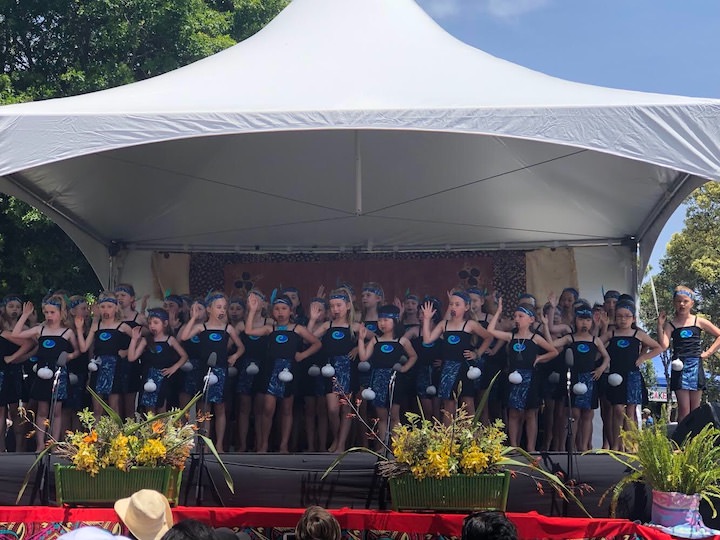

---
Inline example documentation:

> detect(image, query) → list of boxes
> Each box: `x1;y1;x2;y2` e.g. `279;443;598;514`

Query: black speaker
671;402;720;444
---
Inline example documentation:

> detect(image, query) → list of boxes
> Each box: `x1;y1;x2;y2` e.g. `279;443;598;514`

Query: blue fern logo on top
209;332;223;342
275;334;289;344
331;330;344;340
513;342;526;352
577;344;590;354
42;339;56;349
680;329;693;339
98;331;112;342
380;344;394;354
617;339;630;349
447;335;461;345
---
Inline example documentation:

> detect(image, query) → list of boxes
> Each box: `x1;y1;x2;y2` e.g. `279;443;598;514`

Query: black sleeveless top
607;330;641;373
267;325;301;360
369;338;404;369
0;334;20;373
507;334;539;371
412;329;440;369
670;317;702;359
442;320;473;362
242;320;270;360
569;335;599;373
36;327;73;368
93;323;126;356
198;324;230;367
145;338;179;370
322;323;356;357
363;321;381;336
183;332;202;360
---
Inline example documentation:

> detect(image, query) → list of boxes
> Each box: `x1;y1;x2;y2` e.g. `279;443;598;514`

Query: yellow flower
72;442;100;476
137;439;167;466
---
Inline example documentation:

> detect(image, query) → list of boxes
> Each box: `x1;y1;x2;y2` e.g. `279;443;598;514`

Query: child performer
177;299;206;409
357;305;417;448
487;298;558;451
308;288;363;453
658;286;720;422
420;291;493;420
406;296;443;422
64;295;91;431
301;297;330;452
129;308;188;414
601;300;661;450
13;296;79;451
236;290;268;452
246;293;321;453
180;292;245;452
544;304;610;452
74;291;134;419
114;284;146;417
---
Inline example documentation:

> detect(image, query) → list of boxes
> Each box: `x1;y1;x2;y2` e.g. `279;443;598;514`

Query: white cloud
417;0;551;20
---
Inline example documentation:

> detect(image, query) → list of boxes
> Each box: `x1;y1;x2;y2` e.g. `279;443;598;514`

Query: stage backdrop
189;251;526;310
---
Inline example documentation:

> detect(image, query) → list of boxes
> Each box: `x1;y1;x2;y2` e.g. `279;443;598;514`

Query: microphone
53;351;69;392
202;352;218;393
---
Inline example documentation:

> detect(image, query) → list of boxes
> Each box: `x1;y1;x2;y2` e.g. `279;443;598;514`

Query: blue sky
415;0;720;275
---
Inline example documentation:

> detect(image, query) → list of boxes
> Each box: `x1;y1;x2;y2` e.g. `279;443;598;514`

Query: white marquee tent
0;0;718;295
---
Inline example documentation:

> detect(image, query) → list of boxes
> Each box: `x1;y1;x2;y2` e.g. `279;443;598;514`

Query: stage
0;506;695;540
9;451;634;517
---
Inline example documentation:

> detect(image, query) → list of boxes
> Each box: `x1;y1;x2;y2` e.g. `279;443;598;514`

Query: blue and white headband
674;290;695;301
98;297;118;305
516;305;535;318
42;298;62;309
273;297;293;307
205;293;226;307
362;286;383;297
452;291;471;304
147;308;169;321
114;285;135;296
330;293;350;302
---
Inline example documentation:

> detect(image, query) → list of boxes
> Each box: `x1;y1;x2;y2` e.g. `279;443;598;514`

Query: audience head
295;506;341;540
114;489;173;540
59;527;130;540
461;511;518;540
160;519;216;540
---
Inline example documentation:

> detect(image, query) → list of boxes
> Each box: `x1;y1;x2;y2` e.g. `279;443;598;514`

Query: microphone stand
562;348;576;517
31;351;68;505
184;352;222;506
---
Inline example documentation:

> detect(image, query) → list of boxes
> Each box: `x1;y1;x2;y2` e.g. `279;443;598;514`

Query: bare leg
508;408;522;447
524;409;539;452
675;389;690;422
600;397;612;449
611;404;625;450
35;401;49;452
580;409;594;451
304;396;317;451
326;393;341;452
316;396;328;452
213;402;226;452
461;396;475;417
278;396;294;453
442;399;456;425
236;394;252;452
376;407;389;448
257;394;276;453
123;393;137;419
108;394;121;417
689;390;703;416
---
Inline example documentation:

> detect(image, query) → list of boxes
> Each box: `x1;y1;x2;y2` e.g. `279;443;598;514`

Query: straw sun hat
114;490;173;540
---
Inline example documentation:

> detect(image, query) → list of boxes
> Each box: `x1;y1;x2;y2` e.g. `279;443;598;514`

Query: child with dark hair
461;511;518;540
295;506;341;540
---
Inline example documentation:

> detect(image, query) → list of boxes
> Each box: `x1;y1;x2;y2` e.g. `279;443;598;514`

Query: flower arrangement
598;415;720;517
18;388;233;502
381;409;508;479
324;375;589;514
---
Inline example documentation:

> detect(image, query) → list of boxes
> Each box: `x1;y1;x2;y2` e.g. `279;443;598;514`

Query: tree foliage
639;182;720;402
0;0;286;298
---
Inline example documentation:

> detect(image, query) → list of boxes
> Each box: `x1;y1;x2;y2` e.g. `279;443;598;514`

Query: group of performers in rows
0;280;717;454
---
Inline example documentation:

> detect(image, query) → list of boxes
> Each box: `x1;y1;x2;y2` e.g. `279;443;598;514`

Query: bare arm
698;317;720;359
399;337;418;372
656;311;671;350
532;334;559;366
162;337;189;376
294;325;321;362
226;325;245;366
592;339;610;379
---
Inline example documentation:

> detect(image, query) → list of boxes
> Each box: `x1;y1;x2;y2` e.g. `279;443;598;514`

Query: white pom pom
93;357;102;366
37;367;53;380
208;373;219;385
88;361;98;372
508;370;523;384
548;372;560;384
68;373;79;385
308;364;321;377
361;388;376;400
426;385;437;396
321;363;335;377
357;361;371;372
227;366;238;377
393;363;403;372
573;382;588;395
144;379;157;393
467;366;482;380
180;361;193;372
608;373;623;387
32;364;38;373
671;359;684;372
278;368;293;382
246;361;260;375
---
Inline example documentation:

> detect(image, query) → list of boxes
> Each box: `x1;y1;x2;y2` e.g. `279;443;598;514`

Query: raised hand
358;325;368;341
658;311;667;327
309;302;323;321
248;293;260;311
420;301;436;319
131;326;142;339
316;285;325;298
22;302;34;317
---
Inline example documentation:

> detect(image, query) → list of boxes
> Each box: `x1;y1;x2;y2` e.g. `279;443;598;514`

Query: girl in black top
658;286;720;422
488;297;557;452
246;293;321;453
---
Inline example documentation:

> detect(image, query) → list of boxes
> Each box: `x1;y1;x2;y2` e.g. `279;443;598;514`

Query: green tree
639;182;720;403
0;0;287;297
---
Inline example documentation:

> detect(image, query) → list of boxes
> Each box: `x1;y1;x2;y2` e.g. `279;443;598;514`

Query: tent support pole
355;131;362;216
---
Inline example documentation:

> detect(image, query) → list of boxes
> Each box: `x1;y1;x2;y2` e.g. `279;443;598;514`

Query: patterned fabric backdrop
189;251;526;311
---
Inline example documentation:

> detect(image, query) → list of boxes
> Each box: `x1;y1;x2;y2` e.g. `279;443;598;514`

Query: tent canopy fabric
0;0;718;285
